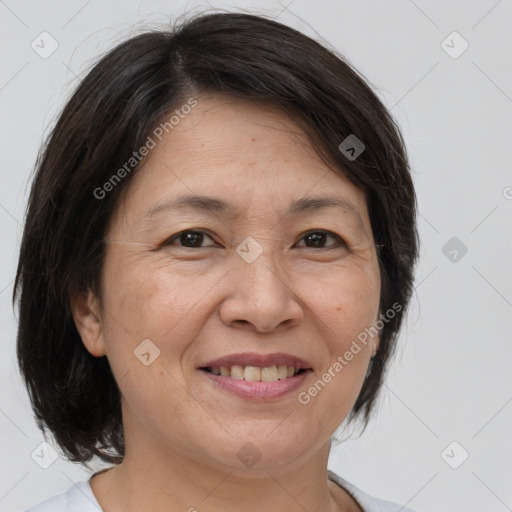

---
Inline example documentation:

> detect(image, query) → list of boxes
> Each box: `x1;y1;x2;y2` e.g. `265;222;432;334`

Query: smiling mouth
200;365;309;382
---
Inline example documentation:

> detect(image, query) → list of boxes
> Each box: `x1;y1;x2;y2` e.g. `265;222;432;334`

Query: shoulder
24;480;101;512
328;470;420;512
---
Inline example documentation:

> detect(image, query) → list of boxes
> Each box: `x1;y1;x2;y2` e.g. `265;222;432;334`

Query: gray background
1;1;511;511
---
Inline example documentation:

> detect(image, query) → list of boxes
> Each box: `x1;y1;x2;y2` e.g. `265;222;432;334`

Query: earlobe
70;288;106;357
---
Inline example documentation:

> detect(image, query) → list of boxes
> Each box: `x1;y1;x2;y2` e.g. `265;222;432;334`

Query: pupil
181;231;203;247
307;231;325;247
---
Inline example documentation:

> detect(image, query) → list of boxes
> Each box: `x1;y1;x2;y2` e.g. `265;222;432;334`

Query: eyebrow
141;193;363;224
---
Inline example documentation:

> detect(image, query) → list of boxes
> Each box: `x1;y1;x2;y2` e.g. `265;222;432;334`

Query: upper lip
199;352;312;370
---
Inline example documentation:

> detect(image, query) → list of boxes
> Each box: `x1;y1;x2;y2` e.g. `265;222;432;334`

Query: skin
72;93;381;512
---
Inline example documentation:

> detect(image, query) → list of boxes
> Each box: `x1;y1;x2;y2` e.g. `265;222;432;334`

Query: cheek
98;262;211;427
335;285;380;339
302;267;380;411
303;263;380;345
100;254;223;376
103;250;204;331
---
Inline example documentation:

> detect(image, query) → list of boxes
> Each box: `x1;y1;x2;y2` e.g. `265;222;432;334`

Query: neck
90;439;359;512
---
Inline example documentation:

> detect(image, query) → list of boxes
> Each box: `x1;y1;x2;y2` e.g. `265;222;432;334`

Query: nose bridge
219;236;303;333
239;241;286;296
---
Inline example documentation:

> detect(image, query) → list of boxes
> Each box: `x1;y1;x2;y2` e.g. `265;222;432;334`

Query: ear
70;288;106;357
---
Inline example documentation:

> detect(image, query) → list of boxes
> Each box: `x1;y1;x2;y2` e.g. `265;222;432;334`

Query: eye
295;230;345;249
162;229;344;250
163;230;217;248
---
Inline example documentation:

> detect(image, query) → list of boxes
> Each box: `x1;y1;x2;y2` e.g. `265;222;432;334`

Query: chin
199;429;319;473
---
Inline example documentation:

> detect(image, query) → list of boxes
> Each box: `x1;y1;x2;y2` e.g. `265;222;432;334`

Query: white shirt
25;470;418;512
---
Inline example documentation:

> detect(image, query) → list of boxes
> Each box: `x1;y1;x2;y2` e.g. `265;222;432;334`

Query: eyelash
162;229;346;250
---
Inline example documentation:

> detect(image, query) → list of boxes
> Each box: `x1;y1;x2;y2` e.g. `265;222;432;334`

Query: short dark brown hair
13;11;419;467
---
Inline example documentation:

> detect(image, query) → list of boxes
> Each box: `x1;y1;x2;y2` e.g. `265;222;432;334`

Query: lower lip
199;369;312;400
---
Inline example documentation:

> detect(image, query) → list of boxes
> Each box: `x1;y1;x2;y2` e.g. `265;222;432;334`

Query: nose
219;250;304;334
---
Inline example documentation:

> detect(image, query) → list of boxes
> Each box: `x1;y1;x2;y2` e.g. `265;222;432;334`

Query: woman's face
76;94;381;471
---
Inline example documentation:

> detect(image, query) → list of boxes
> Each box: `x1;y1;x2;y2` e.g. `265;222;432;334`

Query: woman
15;11;419;512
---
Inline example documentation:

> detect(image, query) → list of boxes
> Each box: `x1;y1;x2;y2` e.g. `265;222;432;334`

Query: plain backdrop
1;1;511;511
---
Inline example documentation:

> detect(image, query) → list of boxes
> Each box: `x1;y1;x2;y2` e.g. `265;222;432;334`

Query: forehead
112;94;370;227
158;94;325;174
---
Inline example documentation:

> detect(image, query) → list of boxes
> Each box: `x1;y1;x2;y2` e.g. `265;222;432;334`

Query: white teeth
261;365;278;382
207;364;302;381
277;365;288;380
244;366;261;381
230;365;244;380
